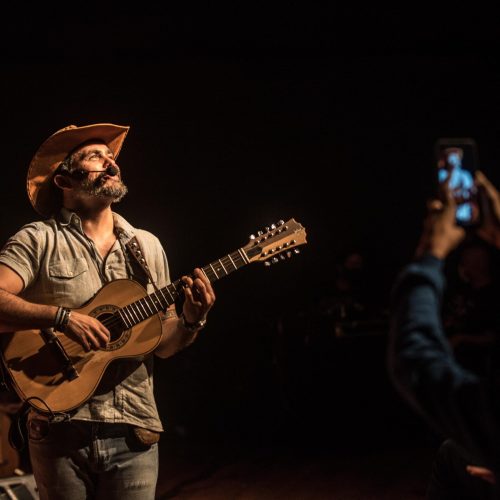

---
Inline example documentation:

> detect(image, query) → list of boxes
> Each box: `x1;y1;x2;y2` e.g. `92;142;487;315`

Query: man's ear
53;174;73;190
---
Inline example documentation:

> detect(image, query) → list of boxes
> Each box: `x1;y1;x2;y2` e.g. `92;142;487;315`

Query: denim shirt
388;254;500;472
0;208;169;431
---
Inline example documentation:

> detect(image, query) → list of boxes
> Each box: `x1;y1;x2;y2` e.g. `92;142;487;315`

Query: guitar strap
124;236;162;295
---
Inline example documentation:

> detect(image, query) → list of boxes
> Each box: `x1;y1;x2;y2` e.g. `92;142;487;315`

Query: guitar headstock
242;219;307;265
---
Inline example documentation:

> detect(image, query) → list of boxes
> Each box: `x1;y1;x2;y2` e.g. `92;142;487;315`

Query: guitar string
99;252;240;331
57;253;243;351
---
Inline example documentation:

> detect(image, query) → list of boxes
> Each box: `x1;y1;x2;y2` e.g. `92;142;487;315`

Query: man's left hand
181;267;216;325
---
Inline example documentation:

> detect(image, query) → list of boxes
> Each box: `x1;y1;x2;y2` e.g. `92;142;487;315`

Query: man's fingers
96;323;110;342
86;331;101;349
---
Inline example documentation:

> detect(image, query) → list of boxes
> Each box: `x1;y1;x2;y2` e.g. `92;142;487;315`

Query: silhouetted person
388;171;500;499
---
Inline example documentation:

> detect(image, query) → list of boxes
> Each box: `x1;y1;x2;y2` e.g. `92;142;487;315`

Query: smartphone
435;137;480;227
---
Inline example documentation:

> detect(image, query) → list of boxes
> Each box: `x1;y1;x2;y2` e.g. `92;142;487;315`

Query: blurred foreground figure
388;171;500;499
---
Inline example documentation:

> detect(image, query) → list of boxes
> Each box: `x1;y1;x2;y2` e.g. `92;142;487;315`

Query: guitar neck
117;247;250;329
116;218;307;329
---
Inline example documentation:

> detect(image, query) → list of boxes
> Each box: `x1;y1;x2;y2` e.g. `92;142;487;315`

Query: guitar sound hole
97;312;124;342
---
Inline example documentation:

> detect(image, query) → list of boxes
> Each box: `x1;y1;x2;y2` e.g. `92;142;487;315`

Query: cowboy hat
27;123;130;217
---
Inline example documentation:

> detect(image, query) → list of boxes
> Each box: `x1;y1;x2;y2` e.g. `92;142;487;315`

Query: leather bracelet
54;306;64;330
180;313;207;333
54;307;71;333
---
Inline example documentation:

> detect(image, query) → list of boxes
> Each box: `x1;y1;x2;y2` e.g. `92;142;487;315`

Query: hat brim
27;123;130;217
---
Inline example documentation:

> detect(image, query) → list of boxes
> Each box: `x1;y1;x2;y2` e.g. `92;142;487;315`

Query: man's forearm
0;288;58;332
388;255;472;404
155;315;199;358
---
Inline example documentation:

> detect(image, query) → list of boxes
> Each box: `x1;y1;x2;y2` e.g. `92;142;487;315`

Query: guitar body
1;279;163;414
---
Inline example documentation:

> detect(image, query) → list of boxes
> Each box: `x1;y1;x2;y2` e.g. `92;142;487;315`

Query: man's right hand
64;311;110;351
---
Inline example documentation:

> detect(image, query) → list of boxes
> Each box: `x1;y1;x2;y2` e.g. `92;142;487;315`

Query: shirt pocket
49;257;88;279
48;257;90;304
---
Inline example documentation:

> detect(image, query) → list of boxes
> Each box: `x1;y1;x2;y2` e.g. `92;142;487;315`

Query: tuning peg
250;234;256;240
264;261;272;267
286;251;292;258
271;224;276;230
277;220;284;226
257;231;264;236
294;249;300;255
279;254;286;260
272;257;279;264
265;227;270;233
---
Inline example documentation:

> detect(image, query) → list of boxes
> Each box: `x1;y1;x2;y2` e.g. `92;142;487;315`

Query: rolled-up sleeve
0;223;44;290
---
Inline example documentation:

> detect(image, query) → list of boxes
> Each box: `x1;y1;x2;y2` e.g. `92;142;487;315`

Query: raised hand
415;176;465;260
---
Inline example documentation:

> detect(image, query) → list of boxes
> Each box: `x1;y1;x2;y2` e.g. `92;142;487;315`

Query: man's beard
77;175;128;203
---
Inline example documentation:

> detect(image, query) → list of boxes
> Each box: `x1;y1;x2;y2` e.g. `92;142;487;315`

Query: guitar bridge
40;329;79;381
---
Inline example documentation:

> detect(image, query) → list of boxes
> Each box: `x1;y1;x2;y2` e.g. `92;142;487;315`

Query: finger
96;328;110;344
426;199;444;213
79;335;90;352
466;465;496;484
193;269;215;298
183;284;202;307
86;331;101;349
476;170;500;214
181;275;194;288
194;279;216;306
193;268;210;287
192;281;211;307
93;319;110;341
475;170;497;194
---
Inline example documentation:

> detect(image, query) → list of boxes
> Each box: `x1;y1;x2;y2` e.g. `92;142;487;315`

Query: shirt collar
57;207;136;242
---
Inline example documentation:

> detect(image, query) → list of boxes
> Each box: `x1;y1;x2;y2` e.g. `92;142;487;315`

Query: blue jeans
28;419;159;500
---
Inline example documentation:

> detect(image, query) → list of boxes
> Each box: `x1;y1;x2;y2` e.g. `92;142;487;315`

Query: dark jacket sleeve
388;254;500;469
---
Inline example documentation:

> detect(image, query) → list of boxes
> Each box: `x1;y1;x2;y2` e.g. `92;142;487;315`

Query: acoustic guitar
0;219;307;415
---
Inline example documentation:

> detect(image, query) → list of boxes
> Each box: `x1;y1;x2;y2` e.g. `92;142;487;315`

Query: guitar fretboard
117;248;249;329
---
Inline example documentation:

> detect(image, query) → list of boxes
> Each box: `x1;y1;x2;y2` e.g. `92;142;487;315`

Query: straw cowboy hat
27;123;130;217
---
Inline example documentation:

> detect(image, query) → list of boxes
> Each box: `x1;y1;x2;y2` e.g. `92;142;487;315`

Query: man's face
71;142;128;202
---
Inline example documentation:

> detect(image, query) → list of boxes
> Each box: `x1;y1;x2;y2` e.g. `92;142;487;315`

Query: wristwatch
180;313;207;333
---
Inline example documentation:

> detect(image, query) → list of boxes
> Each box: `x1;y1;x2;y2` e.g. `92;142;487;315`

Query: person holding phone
388;171;500;499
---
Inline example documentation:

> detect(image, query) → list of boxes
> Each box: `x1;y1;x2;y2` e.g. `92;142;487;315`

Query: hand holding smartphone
435;138;480;227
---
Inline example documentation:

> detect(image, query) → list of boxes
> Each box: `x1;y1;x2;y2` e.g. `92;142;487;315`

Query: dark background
1;6;500;460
